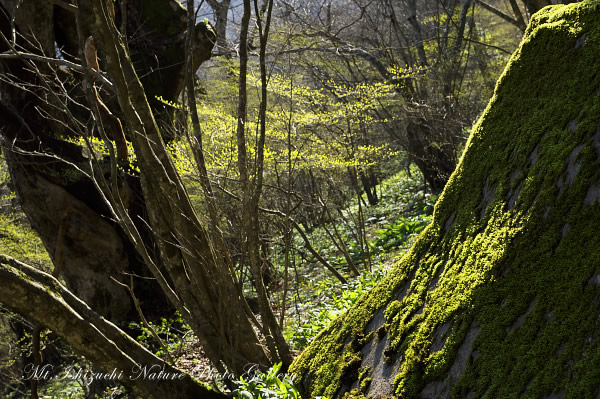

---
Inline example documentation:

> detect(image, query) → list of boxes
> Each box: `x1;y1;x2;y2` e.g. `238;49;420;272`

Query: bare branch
0;50;114;91
476;0;524;29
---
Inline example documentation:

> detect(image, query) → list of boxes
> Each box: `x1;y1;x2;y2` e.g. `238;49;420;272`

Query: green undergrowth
232;362;300;399
0;214;51;270
290;2;600;398
128;311;192;359
282;170;434;351
285;266;389;351
296;167;435;275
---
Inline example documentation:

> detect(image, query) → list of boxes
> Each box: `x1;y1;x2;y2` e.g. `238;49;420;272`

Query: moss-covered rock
289;2;600;398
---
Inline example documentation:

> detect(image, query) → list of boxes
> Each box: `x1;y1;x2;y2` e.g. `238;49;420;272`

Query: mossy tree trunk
290;2;600;398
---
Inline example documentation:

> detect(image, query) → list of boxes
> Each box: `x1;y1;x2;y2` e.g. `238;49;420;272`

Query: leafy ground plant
286;266;388;350
232;362;300;399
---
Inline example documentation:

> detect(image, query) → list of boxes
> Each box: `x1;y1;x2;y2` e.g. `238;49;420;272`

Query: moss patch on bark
289;2;600;398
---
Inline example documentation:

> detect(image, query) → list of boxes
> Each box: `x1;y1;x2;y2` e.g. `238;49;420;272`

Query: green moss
0;214;52;270
357;366;371;382
290;1;600;398
361;331;375;347
357;366;372;394
341;389;368;399
360;377;372;392
202;18;215;36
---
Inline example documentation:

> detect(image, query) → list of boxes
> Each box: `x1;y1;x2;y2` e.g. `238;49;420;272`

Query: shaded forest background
0;0;577;397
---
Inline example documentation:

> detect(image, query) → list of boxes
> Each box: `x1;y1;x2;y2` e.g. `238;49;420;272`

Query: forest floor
0;157;434;397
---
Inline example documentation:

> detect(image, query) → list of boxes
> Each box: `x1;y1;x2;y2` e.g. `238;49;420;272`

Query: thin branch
0;50;114;91
111;276;175;364
508;0;528;31
458;35;513;55
476;0;523;29
213;182;348;284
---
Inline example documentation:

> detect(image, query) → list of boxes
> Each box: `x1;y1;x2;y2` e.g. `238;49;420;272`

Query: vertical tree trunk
407;0;428;67
86;0;270;373
207;0;232;55
235;0;293;367
359;168;379;206
406;120;458;194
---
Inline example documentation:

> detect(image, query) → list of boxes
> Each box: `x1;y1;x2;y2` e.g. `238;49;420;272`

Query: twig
111;276;175;364
0;50;115;91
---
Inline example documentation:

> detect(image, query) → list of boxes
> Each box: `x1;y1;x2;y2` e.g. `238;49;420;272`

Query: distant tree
264;0;515;193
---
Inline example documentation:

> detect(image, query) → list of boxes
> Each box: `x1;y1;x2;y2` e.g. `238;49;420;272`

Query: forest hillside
0;0;595;397
290;2;600;398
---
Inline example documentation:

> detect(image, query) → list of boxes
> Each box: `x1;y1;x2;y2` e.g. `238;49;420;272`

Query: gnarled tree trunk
0;0;270;380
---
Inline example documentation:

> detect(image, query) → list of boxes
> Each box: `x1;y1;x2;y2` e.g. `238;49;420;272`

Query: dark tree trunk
407;0;428;67
0;0;272;378
406;121;458;194
0;0;214;321
359;169;379;206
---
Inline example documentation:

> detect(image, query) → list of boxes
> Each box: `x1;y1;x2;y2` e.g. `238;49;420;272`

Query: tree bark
407;0;428;67
87;0;270;373
206;0;232;55
0;0;269;377
406;120;458;194
0;0;204;322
